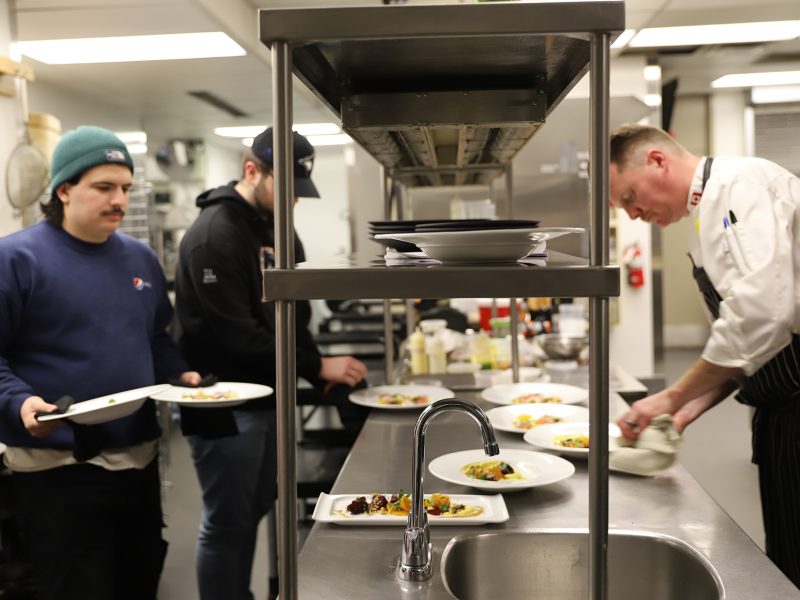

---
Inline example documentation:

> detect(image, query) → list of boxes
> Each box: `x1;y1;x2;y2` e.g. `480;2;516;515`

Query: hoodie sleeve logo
202;268;218;284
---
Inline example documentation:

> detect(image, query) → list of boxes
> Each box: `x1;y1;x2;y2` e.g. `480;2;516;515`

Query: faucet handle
399;523;432;581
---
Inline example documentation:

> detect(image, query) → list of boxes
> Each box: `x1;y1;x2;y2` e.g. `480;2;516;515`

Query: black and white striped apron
690;157;800;588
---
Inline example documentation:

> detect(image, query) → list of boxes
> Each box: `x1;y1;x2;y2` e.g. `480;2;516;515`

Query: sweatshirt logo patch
202;268;218;284
133;277;152;290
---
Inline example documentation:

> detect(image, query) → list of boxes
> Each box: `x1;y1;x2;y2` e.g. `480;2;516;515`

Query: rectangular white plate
312;493;509;526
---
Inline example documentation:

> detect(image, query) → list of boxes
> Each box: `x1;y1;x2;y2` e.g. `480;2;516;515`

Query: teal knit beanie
50;126;134;194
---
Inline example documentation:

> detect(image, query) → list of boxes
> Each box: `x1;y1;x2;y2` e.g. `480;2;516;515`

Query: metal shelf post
272;40;299;600
588;31;612;600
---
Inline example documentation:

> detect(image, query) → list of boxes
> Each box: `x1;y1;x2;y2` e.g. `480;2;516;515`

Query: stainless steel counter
297;391;800;599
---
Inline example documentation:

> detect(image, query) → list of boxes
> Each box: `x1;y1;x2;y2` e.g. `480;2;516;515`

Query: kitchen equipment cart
258;3;623;598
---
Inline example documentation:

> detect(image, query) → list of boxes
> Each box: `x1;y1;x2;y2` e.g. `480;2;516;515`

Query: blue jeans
188;409;277;600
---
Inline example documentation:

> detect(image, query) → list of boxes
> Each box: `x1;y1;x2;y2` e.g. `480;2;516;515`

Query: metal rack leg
589;31;611;600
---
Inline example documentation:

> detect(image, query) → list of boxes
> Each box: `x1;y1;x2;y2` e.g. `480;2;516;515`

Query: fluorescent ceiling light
239;133;351;147
13;32;245;64
751;85;800;104
611;29;636;49
712;70;800;88
115;131;147;145
306;133;351;147
126;143;148;155
216;123;341;139
630;20;800;48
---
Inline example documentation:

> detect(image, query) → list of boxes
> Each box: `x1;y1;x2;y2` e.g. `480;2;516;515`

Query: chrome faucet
398;398;499;581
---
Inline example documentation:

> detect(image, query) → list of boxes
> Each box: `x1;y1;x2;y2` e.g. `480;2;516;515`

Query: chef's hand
178;371;203;387
320;356;367;388
20;396;64;438
616;389;681;440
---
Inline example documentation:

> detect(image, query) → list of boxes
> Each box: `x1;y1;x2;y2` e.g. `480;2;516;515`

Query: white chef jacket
687;156;800;376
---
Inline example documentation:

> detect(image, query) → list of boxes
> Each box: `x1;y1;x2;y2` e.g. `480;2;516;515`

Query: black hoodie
175;182;322;413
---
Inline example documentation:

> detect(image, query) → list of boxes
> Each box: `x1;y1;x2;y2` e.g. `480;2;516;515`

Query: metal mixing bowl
538;333;588;360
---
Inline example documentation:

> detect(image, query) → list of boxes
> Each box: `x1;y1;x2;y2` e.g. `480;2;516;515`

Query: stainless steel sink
441;529;725;600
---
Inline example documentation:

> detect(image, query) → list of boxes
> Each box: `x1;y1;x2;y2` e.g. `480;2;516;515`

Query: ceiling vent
188;91;249;118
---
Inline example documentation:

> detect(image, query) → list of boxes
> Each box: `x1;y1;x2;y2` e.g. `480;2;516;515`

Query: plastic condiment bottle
428;335;447;374
472;330;495;370
409;327;429;375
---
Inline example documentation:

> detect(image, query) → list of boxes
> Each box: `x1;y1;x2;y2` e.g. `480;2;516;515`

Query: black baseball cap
251;127;320;198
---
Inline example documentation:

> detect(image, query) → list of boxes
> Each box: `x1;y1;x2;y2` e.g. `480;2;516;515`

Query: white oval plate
349;384;454;410
37;384;170;425
481;382;588;406
311;492;509;526
428;448;575;492
523;421;622;458
486;403;590;434
375;228;582;264
150;382;273;408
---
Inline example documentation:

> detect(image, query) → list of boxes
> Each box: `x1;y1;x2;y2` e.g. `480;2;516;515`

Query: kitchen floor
156;347;765;599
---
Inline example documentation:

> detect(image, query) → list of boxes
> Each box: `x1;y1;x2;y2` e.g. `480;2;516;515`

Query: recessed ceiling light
630;20;800;48
712;71;800;88
13;32;245;64
643;94;662;107
643;65;661;82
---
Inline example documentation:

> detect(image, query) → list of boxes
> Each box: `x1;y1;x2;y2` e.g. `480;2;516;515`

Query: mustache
101;207;126;217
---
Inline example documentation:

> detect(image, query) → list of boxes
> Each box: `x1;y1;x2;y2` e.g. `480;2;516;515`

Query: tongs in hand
34;395;75;421
168;373;218;389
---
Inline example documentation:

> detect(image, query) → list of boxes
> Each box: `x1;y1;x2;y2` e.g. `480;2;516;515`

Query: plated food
150;382;272;408
36;384;170;425
349;384;454;410
486;403;591;435
312;492;509;525
523;422;622;457
428;449;575;492
511;392;562;404
461;460;523;482
481;382;588;406
341;492;483;518
181;389;239;401
378;393;428;406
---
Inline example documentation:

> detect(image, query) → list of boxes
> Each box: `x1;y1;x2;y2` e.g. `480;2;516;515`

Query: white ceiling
9;0;800;141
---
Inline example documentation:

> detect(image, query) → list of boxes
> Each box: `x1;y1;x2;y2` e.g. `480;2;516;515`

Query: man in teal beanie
0;125;200;600
41;125;134;229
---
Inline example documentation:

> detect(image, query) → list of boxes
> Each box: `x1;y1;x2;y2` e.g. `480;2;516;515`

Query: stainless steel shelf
261;251;619;301
259;2;624;187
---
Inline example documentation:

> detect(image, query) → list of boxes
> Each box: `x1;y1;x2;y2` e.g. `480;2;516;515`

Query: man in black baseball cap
251;126;320;199
174;127;367;599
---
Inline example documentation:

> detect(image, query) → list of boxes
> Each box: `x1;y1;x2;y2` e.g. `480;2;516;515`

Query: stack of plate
375;224;583;264
369;220;435;253
370;219;541;256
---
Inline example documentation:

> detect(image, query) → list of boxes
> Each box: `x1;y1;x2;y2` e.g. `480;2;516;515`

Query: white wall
0;0;23;236
609;215;655;377
294;144;350;262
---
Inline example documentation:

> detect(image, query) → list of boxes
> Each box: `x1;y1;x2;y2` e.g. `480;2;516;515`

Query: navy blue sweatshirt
0;222;187;450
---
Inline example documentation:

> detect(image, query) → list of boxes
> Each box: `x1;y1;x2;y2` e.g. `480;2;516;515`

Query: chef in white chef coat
608;122;800;589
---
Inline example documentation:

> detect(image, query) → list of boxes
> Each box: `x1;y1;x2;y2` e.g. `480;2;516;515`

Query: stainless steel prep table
297;392;800;599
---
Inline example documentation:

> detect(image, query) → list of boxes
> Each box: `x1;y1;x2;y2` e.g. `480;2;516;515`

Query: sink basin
441;529;724;600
